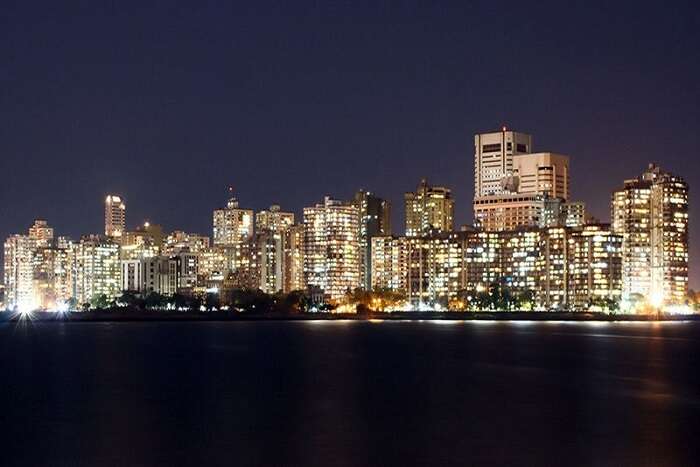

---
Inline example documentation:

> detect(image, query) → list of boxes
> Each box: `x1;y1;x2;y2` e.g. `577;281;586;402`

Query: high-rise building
72;235;121;305
370;236;408;293
254;205;295;294
474;128;532;198
474;151;571;231
512;152;570;200
120;222;163;260
354;190;392;290
566;224;623;310
612;164;689;306
255;205;294;232
406;232;466;307
105;195;126;239
256;229;286;294
283;224;305;293
212;192;257;288
404;179;454;237
3;234;35;310
212;193;254;247
540;198;588;229
162;231;210;256
122;256;178;294
28;219;54;247
474;194;547;231
3;220;71;311
303;196;360;301
371;225;623;311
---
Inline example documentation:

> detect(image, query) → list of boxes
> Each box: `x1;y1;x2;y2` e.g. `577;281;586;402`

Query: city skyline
2;145;689;312
1;3;698;289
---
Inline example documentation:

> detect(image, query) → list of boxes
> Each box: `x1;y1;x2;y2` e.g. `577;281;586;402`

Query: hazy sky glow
1;1;698;287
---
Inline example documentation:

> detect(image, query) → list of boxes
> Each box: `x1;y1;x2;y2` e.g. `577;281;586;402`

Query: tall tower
255;205;294;294
303;196;360;300
354;190;392;290
212;190;254;246
611;164;689;307
474;128;532;198
105;195;126;238
404;179;454;237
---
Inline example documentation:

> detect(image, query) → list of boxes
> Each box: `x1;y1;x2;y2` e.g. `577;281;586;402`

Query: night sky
1;1;698;288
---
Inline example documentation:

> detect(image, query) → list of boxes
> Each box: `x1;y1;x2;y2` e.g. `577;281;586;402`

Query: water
1;320;699;466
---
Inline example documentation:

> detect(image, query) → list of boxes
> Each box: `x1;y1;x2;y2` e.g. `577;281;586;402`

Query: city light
0;143;692;316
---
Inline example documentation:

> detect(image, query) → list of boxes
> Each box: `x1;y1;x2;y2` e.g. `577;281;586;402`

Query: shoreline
2;310;698;322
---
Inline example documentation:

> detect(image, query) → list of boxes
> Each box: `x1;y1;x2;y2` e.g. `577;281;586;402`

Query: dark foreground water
1;320;699;467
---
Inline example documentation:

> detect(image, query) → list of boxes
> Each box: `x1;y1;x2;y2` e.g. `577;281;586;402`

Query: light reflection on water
0;320;698;466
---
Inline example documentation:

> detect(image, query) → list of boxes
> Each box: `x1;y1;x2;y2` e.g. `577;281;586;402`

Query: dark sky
1;1;698;288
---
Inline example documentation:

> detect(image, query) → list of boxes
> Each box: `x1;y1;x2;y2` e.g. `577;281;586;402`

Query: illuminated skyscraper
612;164;689;306
474;151;571;231
283;224;305;293
72;235;121;305
162;231;210;256
3;220;70;311
212;192;254;247
255;205;295;294
3;234;34;310
566;224;623;310
404;179;454;237
256;205;294;232
28;219;54;247
303;196;360;301
213;191;256;287
105;195;126;239
474;128;532;198
354;190;392;290
370;236;408;292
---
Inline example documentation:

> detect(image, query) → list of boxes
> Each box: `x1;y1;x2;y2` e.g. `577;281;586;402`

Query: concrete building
212;193;254;247
406;232;466;307
105;195;126;239
121;256;181;296
405;179;454;237
161;231;210;256
540;198;588;228
474;128;532;198
72;235;121;305
256;229;286;294
512;152;570;200
283;224;305;293
474;151;571;231
3;220;72;311
255;205;294;232
28;220;54;247
3;234;35;310
255;205;295;294
566;225;623;310
370;236;408;293
370;225;623;311
354;190;392;290
303;196;360;301
474;194;546;231
612;164;689;306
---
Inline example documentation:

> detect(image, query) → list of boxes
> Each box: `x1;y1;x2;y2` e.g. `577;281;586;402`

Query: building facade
371;225;623;311
105;195;126;239
474;128;532;198
72;235;121;305
405;179;454;237
354;190;392;290
612;164;689;306
303;196;360;301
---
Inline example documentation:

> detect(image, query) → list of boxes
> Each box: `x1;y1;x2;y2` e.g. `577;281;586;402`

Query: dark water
1;320;699;467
